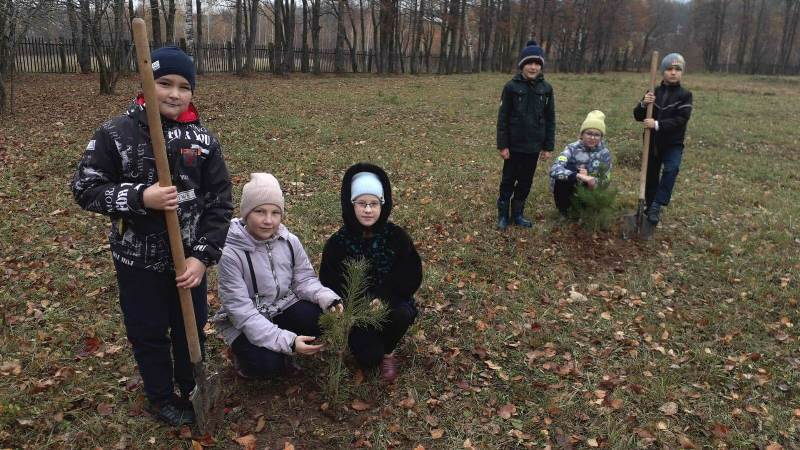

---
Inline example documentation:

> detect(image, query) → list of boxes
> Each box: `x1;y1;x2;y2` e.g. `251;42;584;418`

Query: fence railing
13;38;472;75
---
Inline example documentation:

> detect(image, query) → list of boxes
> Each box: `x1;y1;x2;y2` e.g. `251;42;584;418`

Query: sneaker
146;398;195;426
379;354;399;383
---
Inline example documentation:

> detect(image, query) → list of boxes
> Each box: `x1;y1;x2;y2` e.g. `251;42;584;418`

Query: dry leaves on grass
234;434;257;450
659;401;678;416
351;399;371;411
498;403;517;419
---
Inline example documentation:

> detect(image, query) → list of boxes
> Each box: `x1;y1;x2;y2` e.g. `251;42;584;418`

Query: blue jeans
646;145;683;206
114;261;208;404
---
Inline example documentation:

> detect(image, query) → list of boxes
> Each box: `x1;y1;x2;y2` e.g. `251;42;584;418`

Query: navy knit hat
151;46;196;90
518;40;545;69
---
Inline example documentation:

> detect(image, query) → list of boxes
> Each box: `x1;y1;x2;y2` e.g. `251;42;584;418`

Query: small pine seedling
318;258;387;404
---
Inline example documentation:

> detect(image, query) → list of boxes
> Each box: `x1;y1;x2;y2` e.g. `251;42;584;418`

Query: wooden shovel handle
639;50;659;201
132;18;202;365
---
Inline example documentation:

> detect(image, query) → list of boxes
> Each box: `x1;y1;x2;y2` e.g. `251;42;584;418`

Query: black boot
496;199;510;230
511;199;533;228
646;202;662;225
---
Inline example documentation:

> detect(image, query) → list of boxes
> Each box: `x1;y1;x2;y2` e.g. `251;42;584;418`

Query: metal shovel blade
621;210;655;241
190;364;223;435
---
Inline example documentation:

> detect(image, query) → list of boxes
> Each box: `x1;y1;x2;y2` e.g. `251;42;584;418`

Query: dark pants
230;301;323;378
646;145;683;207
114;260;207;404
553;178;577;214
349;298;418;368
499;152;540;202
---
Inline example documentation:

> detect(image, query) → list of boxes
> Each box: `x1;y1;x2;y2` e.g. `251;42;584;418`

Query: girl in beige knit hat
213;173;343;378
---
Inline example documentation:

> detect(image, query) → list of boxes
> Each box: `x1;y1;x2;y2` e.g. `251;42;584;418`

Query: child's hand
578;168;589;177
643;118;656;129
584;176;597;190
498;148;510;160
328;302;344;314
294;336;324;355
176;257;206;289
642;91;655;105
143;184;178;210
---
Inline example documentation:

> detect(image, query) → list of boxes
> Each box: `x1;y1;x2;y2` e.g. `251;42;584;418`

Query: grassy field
1;71;798;449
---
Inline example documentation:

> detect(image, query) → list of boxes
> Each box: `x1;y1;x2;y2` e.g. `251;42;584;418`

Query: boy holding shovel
72;47;233;426
634;52;693;225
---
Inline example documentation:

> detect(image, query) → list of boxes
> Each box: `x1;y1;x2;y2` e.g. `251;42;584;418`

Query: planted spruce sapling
318;258;387;405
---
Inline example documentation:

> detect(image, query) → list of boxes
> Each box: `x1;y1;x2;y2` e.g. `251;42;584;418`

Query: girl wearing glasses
549;110;613;216
320;163;422;383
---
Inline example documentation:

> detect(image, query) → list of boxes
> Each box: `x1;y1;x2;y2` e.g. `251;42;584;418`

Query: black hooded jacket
319;163;422;304
71;96;234;272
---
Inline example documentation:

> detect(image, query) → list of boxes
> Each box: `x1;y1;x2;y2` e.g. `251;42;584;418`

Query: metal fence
13;38;469;75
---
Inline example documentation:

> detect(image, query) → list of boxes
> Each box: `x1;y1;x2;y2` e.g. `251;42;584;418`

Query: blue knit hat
518;40;545;69
151;46;196;90
350;172;385;203
660;53;685;73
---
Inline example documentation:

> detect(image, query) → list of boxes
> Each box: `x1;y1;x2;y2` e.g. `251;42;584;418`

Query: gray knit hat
660;53;685;72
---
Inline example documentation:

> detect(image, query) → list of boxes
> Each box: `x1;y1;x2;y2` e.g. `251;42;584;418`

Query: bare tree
150;0;162;45
66;0;92;73
301;0;309;71
735;0;752;72
195;0;204;73
161;0;176;43
777;0;799;73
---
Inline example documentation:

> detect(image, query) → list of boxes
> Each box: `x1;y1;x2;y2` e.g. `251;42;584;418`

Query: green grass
0;71;799;448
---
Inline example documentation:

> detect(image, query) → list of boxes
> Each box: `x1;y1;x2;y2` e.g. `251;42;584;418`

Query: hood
340;162;392;233
224;218;289;252
128;94;199;124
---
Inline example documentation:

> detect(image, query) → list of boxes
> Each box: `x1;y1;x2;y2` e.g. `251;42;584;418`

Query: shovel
623;50;659;241
132;18;222;434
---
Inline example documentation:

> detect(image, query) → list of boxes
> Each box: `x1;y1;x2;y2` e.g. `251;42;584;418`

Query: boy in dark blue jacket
72;47;233;426
495;40;556;229
634;52;693;225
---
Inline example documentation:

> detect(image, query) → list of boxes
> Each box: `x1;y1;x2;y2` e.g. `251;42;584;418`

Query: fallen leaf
254;415;267;433
765;444;783;450
97;403;113;416
0;360;22;376
430;428;444;439
711;422;729;439
351;399;371;411
677;434;696;448
498;403;517;419
283;442;295;450
399;396;416;409
587;437;599;447
659;401;678;416
234;434;257;450
412;446;425;450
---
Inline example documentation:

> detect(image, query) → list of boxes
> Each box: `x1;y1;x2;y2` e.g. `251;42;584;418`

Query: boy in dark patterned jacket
495;40;556;230
71;47;233;426
634;52;693;225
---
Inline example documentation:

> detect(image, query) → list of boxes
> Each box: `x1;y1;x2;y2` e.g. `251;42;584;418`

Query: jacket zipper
265;242;281;301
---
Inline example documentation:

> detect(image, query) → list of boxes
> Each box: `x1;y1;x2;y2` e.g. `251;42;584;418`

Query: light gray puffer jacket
213;219;340;354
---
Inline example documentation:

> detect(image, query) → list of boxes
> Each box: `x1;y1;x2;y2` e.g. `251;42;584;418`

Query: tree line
2;0;799;113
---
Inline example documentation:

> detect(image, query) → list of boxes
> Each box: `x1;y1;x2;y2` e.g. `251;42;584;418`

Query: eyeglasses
583;131;602;138
353;201;381;210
